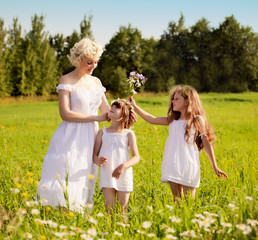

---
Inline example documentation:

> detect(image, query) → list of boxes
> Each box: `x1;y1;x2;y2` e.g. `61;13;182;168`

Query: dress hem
161;177;199;188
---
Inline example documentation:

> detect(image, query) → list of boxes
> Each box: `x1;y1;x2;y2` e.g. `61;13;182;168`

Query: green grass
0;92;257;239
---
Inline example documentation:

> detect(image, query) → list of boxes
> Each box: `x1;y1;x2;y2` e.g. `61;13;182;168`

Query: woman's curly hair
67;38;103;67
167;85;215;151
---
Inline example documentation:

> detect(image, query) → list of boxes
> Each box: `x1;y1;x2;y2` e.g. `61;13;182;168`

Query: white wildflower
180;230;197;237
228;203;238;211
166;204;174;210
247;219;258;227
96;212;104;217
114;231;123;236
87;227;97;237
169;216;181;223
142;221;152;229
53;232;69;238
16;208;26;216
137;230;146;234
80;234;93;240
245;196;253;201
26;201;39;207
195;213;205;219
88;216;97;225
24;232;33;239
147;233;155;237
166;234;177;239
236;224;252;235
147;206;153;212
166;228;176;233
10;188;20;193
31;209;40;215
59;225;67;229
221;222;232;228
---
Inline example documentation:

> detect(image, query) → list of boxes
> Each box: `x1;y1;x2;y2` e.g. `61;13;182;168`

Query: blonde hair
111;99;133;129
167;85;215;150
68;38;103;67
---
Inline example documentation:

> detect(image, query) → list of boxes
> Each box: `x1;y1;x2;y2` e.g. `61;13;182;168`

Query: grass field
0;92;257;239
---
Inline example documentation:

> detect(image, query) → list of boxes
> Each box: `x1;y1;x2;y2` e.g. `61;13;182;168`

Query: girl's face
80;57;98;74
108;104;123;121
172;92;187;112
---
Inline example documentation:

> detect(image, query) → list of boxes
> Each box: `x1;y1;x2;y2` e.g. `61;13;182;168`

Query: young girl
129;85;227;199
93;99;140;213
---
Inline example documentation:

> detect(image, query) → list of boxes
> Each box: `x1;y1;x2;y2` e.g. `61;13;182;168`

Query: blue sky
1;0;257;45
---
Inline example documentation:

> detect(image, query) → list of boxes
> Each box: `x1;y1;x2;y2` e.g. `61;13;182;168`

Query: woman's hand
96;113;109;122
213;166;228;179
112;164;126;179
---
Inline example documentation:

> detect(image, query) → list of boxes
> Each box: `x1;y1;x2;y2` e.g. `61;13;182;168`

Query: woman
37;38;110;212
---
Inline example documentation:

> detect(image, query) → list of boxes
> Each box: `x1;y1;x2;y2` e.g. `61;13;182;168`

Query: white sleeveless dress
161;120;200;188
37;83;106;212
98;128;134;192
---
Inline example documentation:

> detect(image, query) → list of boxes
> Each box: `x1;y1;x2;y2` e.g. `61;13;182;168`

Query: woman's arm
99;93;110;114
196;116;228;179
58;90;108;122
129;97;169;125
112;131;140;179
92;130;107;167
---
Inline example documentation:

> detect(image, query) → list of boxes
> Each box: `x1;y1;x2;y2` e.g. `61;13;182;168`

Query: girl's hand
96;157;108;167
213;167;228;179
128;96;136;107
112;164;126;179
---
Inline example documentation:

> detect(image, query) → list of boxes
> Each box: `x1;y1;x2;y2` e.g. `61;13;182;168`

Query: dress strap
199;131;208;139
102;126;106;134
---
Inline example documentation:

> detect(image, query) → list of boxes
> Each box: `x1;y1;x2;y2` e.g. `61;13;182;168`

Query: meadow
0;92;257;239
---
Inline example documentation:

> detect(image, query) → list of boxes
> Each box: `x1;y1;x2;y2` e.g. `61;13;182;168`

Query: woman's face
172;92;187;112
80;57;99;74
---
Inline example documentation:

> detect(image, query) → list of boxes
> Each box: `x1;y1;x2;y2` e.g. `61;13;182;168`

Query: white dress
37;83;106;212
98;128;133;192
161;120;200;188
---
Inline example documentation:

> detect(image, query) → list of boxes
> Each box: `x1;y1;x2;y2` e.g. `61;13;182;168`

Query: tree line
0;14;257;97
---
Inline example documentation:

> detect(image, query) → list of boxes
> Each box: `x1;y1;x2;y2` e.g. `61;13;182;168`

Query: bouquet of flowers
127;71;147;96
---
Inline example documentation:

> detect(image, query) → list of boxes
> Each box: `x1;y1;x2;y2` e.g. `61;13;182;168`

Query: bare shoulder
127;130;136;139
59;72;74;84
195;115;205;127
91;76;103;87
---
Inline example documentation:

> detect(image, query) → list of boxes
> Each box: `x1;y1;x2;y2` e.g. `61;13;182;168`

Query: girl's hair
68;38;103;67
111;99;133;129
167;85;215;150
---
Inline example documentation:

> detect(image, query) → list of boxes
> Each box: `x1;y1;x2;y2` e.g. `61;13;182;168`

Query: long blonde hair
167;85;215;150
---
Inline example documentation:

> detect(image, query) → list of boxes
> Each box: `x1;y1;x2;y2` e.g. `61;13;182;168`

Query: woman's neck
73;68;91;79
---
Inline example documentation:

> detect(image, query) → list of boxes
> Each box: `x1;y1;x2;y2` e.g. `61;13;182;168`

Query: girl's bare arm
129;97;169;125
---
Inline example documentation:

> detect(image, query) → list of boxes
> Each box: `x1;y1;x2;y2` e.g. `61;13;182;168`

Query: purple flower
130;72;136;76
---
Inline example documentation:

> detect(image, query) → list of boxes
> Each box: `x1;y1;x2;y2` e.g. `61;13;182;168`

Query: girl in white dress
129;85;228;199
93;99;140;214
37;38;110;212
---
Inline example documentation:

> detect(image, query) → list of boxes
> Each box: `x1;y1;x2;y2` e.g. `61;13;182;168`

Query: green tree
4;18;23;96
97;24;145;94
0;19;8;96
20;15;59;96
212;16;256;92
50;14;93;75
